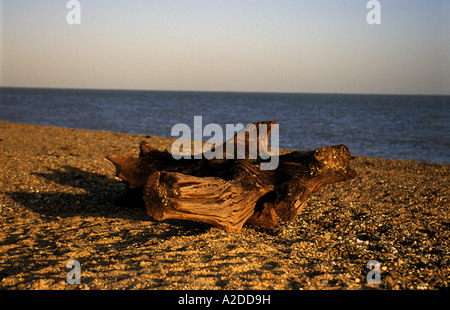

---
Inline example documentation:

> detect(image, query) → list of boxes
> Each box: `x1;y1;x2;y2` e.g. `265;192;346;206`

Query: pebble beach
0;120;449;290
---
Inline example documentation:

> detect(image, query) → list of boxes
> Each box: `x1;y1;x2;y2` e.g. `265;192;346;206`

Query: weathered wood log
144;171;267;232
107;121;356;232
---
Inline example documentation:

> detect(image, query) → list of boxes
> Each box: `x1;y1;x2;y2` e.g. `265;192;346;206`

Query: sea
0;87;449;164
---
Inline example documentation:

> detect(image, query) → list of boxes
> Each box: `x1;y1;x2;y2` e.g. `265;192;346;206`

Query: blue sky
1;0;449;94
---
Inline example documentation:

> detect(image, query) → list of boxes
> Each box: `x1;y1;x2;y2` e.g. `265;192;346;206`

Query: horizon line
1;85;449;97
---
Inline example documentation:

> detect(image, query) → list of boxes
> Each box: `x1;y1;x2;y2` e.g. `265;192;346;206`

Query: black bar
1;289;448;307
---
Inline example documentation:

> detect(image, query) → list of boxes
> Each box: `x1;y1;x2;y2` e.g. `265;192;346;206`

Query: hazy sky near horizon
1;0;449;95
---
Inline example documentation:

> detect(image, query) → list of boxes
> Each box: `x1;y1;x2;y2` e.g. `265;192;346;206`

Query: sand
0;120;449;290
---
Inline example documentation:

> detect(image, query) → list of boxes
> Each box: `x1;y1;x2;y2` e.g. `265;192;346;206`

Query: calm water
0;87;449;164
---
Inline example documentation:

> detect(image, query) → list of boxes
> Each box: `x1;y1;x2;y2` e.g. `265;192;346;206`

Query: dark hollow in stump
107;121;357;232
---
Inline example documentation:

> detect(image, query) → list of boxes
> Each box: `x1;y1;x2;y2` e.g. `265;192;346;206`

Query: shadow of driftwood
6;166;141;218
6;165;211;234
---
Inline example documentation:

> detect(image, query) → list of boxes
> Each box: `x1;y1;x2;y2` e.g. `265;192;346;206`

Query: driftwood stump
107;121;356;232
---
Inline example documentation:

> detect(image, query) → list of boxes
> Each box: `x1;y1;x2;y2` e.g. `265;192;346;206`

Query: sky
1;0;449;95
